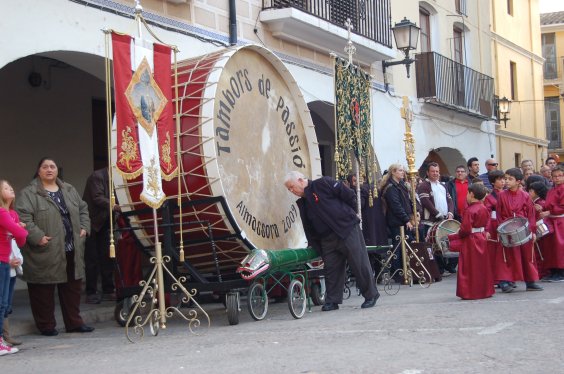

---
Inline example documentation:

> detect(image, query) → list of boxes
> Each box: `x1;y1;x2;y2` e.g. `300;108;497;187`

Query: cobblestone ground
3;276;564;374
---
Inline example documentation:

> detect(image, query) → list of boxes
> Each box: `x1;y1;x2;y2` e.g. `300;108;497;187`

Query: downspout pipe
229;0;237;46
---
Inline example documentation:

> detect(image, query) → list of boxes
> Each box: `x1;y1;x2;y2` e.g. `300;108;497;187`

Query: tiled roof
541;11;564;25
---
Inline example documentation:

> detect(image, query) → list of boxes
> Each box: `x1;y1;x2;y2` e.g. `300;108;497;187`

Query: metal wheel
343;285;351;300
310;280;325;306
288;279;306;319
114;297;137;327
149;298;159;336
247;282;268;321
226;292;240;325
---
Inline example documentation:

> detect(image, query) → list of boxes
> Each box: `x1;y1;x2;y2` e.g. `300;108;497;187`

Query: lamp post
498;96;512;127
382;17;420;86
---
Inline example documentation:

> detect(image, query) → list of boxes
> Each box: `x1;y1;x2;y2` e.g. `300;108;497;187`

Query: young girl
0;179;27;355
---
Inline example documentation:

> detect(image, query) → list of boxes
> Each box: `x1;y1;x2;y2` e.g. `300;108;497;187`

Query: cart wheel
288;279;306;319
149;309;159;336
226;292;240;325
343;285;351;300
310;282;325;306
247;282;268;321
114;297;138;327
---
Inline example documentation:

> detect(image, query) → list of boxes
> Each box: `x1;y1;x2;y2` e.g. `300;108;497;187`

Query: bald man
479;158;498;189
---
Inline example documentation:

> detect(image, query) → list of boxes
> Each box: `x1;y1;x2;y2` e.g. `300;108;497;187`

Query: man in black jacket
284;171;379;311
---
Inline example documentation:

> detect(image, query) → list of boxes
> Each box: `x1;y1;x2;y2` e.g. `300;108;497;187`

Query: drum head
201;46;321;250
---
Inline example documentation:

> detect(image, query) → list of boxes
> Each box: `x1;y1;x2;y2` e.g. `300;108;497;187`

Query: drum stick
535;242;544;261
503;248;507;263
439;227;458;234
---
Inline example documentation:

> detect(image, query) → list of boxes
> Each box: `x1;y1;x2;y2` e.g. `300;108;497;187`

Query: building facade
1;0;506;197
541;11;564;161
491;0;548;171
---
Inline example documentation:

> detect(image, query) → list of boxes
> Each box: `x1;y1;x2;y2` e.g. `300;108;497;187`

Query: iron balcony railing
262;0;392;47
415;52;495;119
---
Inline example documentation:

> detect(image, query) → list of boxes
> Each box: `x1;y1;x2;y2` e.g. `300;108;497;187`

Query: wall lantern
498;96;512;127
382;17;421;87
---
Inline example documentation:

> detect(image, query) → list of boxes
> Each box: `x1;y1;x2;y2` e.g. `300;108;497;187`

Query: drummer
527;181;550;280
495;168;543;293
540;165;564;282
448;183;494;300
484;170;505;286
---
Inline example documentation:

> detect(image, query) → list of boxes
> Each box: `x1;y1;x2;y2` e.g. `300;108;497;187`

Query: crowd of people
377;156;563;300
284;155;563;312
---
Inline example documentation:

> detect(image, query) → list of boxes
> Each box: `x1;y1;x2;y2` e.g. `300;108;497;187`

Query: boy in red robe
527;181;550;279
484;170;505;284
449;183;494;300
496;168;543;292
541;165;564;282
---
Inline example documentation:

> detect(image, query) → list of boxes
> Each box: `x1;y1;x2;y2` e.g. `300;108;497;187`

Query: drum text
216;68;253;155
236;201;280;239
276;96;305;169
282;204;298;234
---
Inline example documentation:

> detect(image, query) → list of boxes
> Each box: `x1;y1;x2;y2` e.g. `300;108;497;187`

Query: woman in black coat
380;164;417;275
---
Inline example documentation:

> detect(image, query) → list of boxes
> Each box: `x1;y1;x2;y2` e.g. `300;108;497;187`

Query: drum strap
471;227;485;233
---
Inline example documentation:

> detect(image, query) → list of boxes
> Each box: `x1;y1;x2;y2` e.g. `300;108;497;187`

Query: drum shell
535;219;550;239
427;219;461;258
497;217;532;247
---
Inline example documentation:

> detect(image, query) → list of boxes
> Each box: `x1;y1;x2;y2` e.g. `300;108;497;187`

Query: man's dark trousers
319;224;379;304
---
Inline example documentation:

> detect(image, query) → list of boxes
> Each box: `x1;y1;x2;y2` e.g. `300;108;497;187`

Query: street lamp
498;96;512;127
382;17;420;88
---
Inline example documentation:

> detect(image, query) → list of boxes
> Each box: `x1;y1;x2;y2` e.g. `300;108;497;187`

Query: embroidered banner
111;32;177;208
334;57;376;197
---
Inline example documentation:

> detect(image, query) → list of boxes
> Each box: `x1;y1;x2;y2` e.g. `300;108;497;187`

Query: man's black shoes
66;325;95;333
321;303;339;311
361;294;380;309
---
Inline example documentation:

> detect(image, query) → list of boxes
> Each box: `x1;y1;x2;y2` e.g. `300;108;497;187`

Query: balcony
260;0;395;64
415;52;495;120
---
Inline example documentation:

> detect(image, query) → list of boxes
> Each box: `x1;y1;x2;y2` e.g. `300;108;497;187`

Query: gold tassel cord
104;30;116;259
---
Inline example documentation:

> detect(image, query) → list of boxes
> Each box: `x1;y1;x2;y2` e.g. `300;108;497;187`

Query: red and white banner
111;32;177;208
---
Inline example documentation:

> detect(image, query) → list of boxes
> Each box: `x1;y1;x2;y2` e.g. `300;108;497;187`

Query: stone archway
0;51;107;193
308;100;383;180
419;147;466;178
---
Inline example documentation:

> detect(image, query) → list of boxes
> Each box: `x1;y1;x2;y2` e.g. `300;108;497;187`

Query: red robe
495;189;538;282
532;197;549;278
544;184;564;269
449;201;494;300
484;190;501;282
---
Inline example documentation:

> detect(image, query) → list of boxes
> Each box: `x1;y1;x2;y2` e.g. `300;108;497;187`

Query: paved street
3;276;564;374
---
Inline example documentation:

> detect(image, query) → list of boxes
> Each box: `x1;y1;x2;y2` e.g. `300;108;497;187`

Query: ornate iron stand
125;210;210;343
376;226;431;295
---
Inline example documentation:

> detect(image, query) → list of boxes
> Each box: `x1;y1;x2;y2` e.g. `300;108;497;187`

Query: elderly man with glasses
479;158;498;189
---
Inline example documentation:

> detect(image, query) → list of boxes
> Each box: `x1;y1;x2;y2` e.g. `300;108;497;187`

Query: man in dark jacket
82;168;118;304
284;171;379;311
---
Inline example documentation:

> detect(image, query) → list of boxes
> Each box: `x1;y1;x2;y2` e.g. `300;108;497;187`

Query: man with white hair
284;171;379;311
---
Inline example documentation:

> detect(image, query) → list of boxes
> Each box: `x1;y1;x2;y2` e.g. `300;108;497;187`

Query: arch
0;51;108;193
418;147;466;178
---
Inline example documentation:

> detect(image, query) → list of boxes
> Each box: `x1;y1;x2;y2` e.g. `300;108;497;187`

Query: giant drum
112;45;321;275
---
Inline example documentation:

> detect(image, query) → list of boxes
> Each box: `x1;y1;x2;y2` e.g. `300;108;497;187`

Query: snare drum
497;217;532;247
427;219;461;258
112;45;321;273
535;219;551;239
